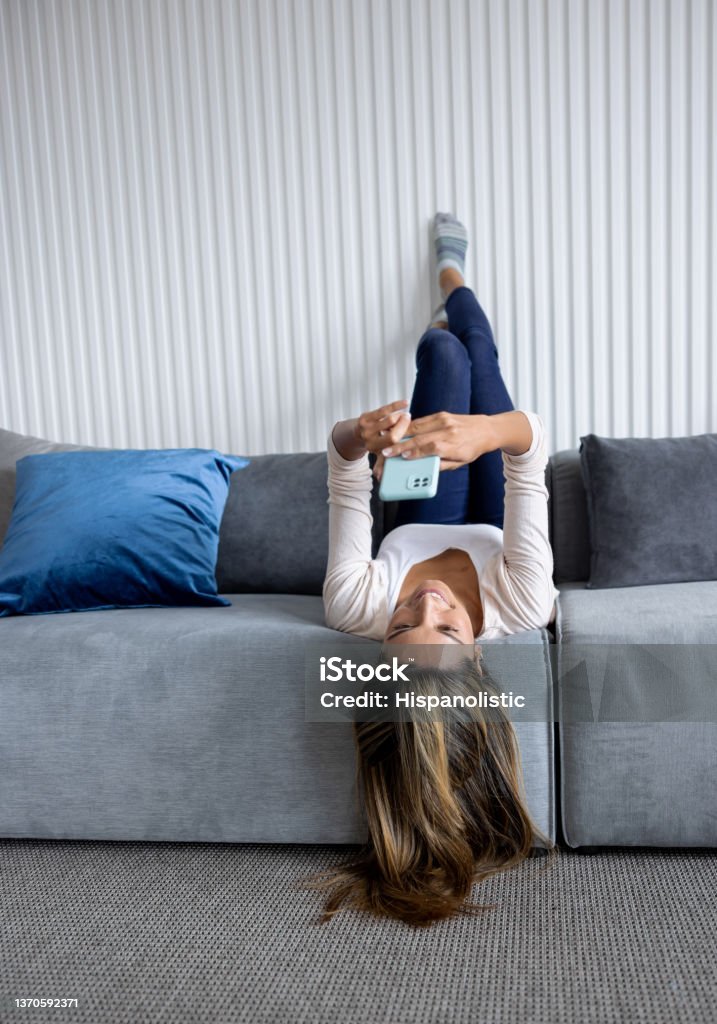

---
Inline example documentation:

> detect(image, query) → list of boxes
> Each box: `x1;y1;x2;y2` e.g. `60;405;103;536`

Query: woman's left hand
380;412;497;470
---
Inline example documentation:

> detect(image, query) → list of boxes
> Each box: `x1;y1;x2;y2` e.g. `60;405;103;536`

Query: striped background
0;0;714;455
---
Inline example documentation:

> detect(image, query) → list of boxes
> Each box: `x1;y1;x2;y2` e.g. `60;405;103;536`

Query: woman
319;214;559;925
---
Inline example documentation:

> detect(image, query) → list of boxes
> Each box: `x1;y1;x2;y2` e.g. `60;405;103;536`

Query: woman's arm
485;410;534;456
323;431;377;634
330;418;365;461
494;411;558;630
495;411;557;618
323;401;410;638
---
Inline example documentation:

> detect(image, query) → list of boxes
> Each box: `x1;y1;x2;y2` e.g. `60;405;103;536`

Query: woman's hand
331;399;412;464
379;410;534;469
379;412;494;470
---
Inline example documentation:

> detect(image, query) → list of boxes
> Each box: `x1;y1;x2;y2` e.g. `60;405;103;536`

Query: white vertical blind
0;0;714;455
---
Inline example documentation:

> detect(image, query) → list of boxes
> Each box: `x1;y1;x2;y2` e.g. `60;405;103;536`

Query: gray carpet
1;840;716;1024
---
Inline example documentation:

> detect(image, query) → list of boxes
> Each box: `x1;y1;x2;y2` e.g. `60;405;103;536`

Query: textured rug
1;840;716;1024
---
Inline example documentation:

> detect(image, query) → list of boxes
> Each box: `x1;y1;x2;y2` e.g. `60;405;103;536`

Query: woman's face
383;579;475;646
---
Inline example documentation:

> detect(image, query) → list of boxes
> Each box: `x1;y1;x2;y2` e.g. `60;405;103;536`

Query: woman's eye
389;624;411;636
440;626;458;633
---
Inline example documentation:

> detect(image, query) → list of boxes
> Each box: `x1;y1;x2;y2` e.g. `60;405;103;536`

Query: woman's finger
364;415;410;449
386;415;412;443
359;412;410;450
379;413;411;441
381;433;440;459
362;399;410;425
377;411;411;437
408;411;453;434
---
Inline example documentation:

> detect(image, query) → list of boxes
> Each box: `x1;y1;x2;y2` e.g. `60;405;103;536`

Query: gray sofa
1;427;714;848
548;450;717;847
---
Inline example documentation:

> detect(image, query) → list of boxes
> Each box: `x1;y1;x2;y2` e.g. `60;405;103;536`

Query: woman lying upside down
315;214;558;926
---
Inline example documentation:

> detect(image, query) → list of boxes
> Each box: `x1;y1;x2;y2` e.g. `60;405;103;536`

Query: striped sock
434;212;468;298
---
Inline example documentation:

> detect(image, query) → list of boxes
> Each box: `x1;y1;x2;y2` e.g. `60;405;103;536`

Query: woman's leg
391;327;471;529
444;280;515;528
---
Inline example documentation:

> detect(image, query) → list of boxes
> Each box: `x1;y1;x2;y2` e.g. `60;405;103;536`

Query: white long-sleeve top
323;410;560;642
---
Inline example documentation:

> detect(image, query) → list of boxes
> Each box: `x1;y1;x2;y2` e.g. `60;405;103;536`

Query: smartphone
378;437;440;502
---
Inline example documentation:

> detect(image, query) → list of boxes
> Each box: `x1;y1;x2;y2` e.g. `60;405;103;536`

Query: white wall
0;0;714;455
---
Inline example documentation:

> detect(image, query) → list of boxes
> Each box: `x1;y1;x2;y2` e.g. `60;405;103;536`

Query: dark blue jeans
391;286;514;531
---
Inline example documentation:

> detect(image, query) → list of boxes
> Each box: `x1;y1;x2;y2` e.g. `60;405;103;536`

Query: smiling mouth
413;587;451;605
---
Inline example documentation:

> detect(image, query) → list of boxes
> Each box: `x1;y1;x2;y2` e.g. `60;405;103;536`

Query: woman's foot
434;212;468;299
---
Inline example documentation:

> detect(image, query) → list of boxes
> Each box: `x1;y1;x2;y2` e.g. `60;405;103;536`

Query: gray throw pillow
579;431;717;588
216;451;385;595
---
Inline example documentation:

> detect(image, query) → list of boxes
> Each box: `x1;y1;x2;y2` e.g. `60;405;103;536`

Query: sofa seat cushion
0;596;362;844
0;595;554;845
555;580;717;724
555;581;717;847
555;579;717;644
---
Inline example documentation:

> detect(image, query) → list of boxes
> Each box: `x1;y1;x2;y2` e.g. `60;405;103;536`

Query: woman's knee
416;329;469;372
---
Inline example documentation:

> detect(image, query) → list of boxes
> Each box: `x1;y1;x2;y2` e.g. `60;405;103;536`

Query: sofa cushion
215;452;385;595
555;579;717;644
216;452;328;595
0;595;554;844
555;579;717;731
0;448;247;615
579;431;717;588
555;581;717;847
547;449;590;583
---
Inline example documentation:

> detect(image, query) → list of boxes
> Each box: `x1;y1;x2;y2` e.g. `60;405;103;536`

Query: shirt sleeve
487;411;560;632
322;430;389;640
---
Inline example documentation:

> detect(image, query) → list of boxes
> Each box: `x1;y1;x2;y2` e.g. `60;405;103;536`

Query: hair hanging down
309;655;553;927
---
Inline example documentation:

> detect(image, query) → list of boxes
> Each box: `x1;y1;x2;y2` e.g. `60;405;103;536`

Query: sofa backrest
216;452;384;595
0;428;89;547
1;426;590;591
547;449;590;583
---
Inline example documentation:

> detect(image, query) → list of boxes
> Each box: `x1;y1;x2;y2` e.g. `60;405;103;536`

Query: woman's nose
415;598;439;621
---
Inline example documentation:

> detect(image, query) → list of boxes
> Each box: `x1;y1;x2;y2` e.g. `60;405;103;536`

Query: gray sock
434;212;468;298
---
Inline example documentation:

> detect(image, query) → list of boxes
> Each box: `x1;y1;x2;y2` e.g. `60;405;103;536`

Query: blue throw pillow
0;448;249;616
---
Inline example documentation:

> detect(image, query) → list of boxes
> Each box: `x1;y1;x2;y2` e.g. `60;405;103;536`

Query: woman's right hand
331;399;411;466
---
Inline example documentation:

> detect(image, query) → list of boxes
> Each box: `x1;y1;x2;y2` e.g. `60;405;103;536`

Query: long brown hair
309;653;553;927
